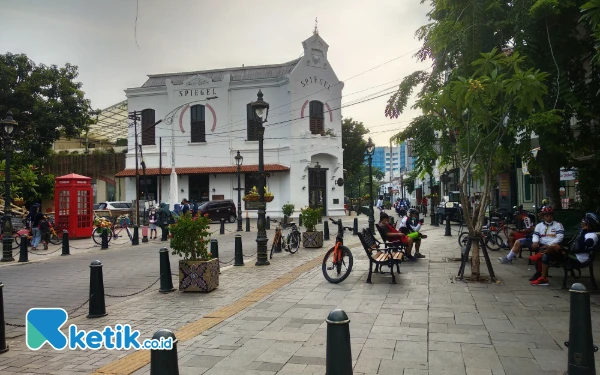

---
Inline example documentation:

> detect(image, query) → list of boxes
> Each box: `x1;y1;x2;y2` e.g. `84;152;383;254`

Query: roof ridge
147;58;302;78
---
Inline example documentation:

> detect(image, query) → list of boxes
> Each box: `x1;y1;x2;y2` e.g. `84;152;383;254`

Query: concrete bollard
266;216;271;230
353;218;358;236
445;216;452;236
101;228;109;250
210;239;220;273
274;227;282;253
0;282;8;353
61;230;70;256
246;217;250;232
142;226;149;243
234;234;244;266
433;213;439;227
220;219;225;235
564;283;597;374
337;219;343;239
18;235;28;263
159;248;175;293
132;226;139;245
323;220;330;241
161;225;168;241
326;309;352;375
87;260;107;318
150;329;179;375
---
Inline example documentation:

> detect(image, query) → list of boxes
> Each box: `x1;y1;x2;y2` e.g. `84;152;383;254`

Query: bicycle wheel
49;231;62;245
92;228;112;245
270;231;280;259
458;232;469;249
485;233;501;251
322;245;353;284
12;235;20;249
288;231;300;254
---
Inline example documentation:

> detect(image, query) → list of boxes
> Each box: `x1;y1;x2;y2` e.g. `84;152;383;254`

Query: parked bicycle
322;218;354;284
14;218;63;247
269;219;301;259
92;214;133;245
0;232;19;249
458;223;501;251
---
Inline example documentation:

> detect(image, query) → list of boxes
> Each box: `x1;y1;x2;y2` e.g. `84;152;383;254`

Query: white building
116;31;345;217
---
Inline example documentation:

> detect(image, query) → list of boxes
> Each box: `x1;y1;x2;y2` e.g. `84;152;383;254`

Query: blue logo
26;308;172;351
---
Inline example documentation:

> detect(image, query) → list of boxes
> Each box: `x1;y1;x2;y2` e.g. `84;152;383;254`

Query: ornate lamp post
1;112;17;262
365;137;375;233
234;151;243;232
250;90;270;266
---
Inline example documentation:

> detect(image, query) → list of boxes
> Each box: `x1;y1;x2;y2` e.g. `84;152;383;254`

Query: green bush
169;213;212;260
282;203;295;217
300;206;322;232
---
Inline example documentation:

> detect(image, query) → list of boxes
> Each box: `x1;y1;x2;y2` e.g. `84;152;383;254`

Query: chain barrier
4;296;91;329
4;321;25;327
69;297;91;315
243;252;257;258
104;276;161;298
70;244;100;250
218;258;235;265
28;248;63;255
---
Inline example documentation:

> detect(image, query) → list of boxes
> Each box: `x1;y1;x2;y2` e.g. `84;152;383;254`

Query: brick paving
2;212;600;374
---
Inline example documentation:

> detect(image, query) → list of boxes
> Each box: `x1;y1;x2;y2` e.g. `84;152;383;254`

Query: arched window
190;105;206;143
246;103;259;141
309;101;324;135
141;109;156;146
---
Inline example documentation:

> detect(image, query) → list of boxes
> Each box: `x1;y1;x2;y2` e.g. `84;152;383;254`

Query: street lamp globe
366;137;375;155
235;150;243;167
251;90;270;122
1;111;17;134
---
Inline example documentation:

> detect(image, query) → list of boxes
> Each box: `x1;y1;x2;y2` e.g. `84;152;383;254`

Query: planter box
178;258;219;292
302;231;323;248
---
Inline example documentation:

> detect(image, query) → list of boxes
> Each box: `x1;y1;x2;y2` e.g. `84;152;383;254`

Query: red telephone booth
54;173;94;238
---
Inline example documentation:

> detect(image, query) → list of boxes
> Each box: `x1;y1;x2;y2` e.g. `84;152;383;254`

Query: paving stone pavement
3;213;600;374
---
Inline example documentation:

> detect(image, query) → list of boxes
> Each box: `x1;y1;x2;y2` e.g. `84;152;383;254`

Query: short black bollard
433;213;439;227
326;309;352;375
266;216;271;230
564;283;597;374
18;235;28;263
132;226;139;245
142;226;149;243
337;219;343;239
159;248;175;293
246;217;250;232
234;234;244;266
220;219;225;235
87;260;107;318
61;230;70;256
0;282;8;354
274;227;282;253
445;216;452;236
324;220;330;241
101;228;109;250
150;329;179;375
299;214;303;227
353;218;358;236
161;225;168;241
210;239;220;273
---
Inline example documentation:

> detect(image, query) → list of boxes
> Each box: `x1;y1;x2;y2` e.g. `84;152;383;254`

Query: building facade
115;32;345;217
371;143;414;182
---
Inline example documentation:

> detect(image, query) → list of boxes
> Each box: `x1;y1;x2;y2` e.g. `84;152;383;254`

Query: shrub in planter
282;203;295;217
300;206;323;248
169;213;218;292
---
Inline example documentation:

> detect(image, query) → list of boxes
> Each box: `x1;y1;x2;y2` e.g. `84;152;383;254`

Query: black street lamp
365;137;375;233
234;150;243;232
250;90;270;266
1;112;17;262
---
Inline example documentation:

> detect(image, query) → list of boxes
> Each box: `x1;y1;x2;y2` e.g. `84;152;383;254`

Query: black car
198;200;237;223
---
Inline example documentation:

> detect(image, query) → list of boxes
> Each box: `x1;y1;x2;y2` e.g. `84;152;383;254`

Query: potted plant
282;203;294;222
264;186;274;202
243;186;274;202
300;206;323;248
169;212;218;292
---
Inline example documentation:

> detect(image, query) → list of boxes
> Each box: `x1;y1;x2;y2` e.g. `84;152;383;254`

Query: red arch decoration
324;103;333;122
300;100;309;118
206;103;217;132
178;104;190;133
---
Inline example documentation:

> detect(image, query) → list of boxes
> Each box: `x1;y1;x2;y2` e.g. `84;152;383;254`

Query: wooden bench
550;229;600;289
358;229;403;284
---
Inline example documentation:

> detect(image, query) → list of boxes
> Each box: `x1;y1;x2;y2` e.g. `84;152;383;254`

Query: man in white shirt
526;206;564;285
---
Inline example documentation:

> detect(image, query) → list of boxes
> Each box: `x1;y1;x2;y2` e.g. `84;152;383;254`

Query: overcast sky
1;0;430;146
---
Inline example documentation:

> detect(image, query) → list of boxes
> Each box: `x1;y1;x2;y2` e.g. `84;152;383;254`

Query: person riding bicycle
399;208;426;259
378;212;416;261
38;215;51;250
503;205;535;250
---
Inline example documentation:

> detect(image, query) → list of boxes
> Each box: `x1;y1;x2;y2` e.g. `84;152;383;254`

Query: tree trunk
471;238;481;281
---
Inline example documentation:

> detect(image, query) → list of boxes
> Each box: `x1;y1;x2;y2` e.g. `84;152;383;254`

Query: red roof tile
115;164;290;177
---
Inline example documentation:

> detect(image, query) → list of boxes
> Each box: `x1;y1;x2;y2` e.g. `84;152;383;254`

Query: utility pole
159;137;162;203
129;110;141;226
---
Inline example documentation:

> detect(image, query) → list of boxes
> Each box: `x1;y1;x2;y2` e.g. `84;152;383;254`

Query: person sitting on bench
399;208;426;259
378;212;416;261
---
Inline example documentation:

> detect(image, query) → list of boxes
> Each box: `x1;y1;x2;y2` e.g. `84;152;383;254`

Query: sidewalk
2;217;600;374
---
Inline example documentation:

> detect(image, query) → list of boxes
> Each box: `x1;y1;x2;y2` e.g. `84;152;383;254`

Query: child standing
38;215;51;250
149;208;158;239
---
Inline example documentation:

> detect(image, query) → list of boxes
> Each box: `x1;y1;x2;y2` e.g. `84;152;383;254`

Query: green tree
341;118;369;182
0;53;98;202
388;49;551;280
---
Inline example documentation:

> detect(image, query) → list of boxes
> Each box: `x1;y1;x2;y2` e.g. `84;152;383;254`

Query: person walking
38;215;51;250
376;196;384;213
148;208;158;239
30;205;43;250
